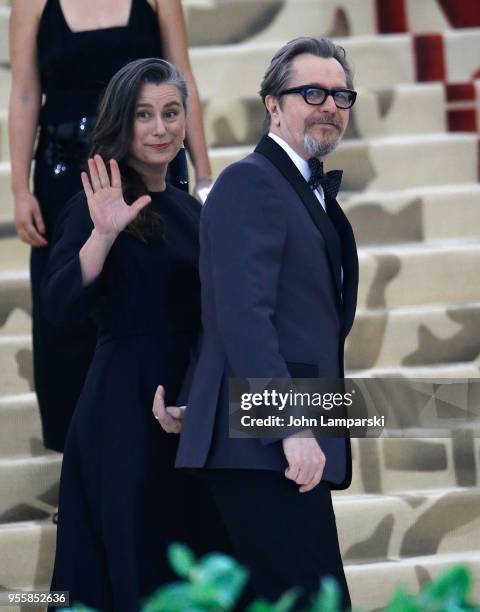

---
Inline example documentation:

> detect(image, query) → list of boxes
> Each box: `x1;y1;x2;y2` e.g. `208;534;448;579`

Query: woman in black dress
8;0;213;455
42;58;228;611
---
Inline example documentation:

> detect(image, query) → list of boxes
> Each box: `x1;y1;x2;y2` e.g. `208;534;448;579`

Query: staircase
0;0;479;610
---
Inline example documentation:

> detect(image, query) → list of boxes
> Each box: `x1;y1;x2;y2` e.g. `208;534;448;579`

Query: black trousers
203;469;351;611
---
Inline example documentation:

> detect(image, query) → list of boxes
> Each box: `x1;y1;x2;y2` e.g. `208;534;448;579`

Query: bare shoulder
11;0;47;21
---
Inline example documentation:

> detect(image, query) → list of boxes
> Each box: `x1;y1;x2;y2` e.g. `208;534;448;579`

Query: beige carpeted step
0;161;14;218
343;183;480;246
347;302;480;369
0;393;43;458
0;7;8;64
189;36;414;101
346;550;480;611
2;432;477;523
335;487;480;562
1;507;479;607
0;454;60;523
346;436;480;495
207;133;478;190
357;241;480;309
0;67;9;112
189;30;480;98
0;335;32;395
0;237;29;271
1;303;479;394
0;272;31;336
0;109;7;162
0;520;55;590
183;0;377;47
202;82;446;148
2;242;480;319
347;360;480;378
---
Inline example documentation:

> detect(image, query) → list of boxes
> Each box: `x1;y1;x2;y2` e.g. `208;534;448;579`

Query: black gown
43;186;229;611
33;0;187;451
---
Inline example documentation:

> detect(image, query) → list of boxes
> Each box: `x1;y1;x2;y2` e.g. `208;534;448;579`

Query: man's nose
320;93;338;113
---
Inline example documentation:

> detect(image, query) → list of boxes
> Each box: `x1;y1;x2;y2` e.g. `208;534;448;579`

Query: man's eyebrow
298;82;348;89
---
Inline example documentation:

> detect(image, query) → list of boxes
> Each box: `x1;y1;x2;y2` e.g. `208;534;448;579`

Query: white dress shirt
267;132;343;285
268;132;326;212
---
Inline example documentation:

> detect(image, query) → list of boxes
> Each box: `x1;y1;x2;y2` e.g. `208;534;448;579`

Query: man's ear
265;95;281;127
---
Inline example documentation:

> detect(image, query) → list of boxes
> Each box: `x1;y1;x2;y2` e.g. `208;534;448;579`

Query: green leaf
245;599;278;612
309;577;342;612
272;588;300;611
167;543;196;579
419;565;471;605
191;553;249;608
385;586;419;612
142;583;210;612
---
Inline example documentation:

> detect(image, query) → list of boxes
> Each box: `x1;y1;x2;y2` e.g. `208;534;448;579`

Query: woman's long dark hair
90;58;188;241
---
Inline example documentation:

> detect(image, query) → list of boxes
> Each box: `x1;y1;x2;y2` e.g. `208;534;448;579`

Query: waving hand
81;155;151;239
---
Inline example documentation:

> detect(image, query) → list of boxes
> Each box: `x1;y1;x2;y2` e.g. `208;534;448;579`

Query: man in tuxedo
155;36;358;609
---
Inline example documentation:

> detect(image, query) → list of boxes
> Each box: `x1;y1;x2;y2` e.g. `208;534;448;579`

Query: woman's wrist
12;184;32;197
90;228;118;249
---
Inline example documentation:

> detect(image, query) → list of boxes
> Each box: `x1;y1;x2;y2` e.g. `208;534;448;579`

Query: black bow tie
307;158;343;200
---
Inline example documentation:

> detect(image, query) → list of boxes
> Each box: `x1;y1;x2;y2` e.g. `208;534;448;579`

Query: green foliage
386;565;480;612
309;577;342;611
145;548;248;611
168;543;196;579
64;544;479;612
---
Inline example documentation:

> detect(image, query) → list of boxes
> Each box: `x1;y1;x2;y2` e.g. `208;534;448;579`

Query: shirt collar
268;132;311;183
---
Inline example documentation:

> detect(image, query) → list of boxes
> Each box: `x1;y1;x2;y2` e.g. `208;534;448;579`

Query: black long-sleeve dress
33;0;187;451
43;187;229;611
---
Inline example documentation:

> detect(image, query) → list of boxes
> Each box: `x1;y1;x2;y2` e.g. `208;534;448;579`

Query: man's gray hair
259;36;354;131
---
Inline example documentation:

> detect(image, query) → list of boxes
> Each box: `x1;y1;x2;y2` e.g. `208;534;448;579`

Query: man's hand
282;434;326;493
152;385;185;434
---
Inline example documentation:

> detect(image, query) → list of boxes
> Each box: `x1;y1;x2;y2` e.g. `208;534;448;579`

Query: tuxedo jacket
175;135;358;488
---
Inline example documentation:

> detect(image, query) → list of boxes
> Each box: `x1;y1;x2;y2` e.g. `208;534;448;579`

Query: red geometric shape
375;0;408;33
447;109;478;132
437;0;480;28
446;83;475;102
414;34;446;82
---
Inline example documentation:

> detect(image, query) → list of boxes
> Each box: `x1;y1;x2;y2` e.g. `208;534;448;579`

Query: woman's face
128;82;186;172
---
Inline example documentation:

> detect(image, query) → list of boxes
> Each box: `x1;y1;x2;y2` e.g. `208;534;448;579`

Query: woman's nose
153;115;167;136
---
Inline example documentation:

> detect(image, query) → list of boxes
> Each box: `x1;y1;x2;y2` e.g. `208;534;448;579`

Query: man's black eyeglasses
278;85;357;109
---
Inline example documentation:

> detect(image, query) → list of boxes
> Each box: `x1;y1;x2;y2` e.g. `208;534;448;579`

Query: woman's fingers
31;202;46;235
18;224;47;247
21;221;48;247
110;159;122;189
94;155;110;188
131;195;151;215
81;172;94;199
87;158;102;192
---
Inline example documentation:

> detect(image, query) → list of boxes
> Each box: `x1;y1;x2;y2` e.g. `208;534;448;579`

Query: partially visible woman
43;58;228;612
8;0;212;455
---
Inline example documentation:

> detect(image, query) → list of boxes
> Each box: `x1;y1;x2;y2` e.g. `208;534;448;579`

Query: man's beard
304;117;343;157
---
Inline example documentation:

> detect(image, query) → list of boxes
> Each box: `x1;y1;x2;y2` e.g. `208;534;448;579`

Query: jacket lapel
326;196;359;338
255;135;343;302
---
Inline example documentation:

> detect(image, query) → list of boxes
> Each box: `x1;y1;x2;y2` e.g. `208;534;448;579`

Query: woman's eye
136;111;151;119
165;111;179;119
